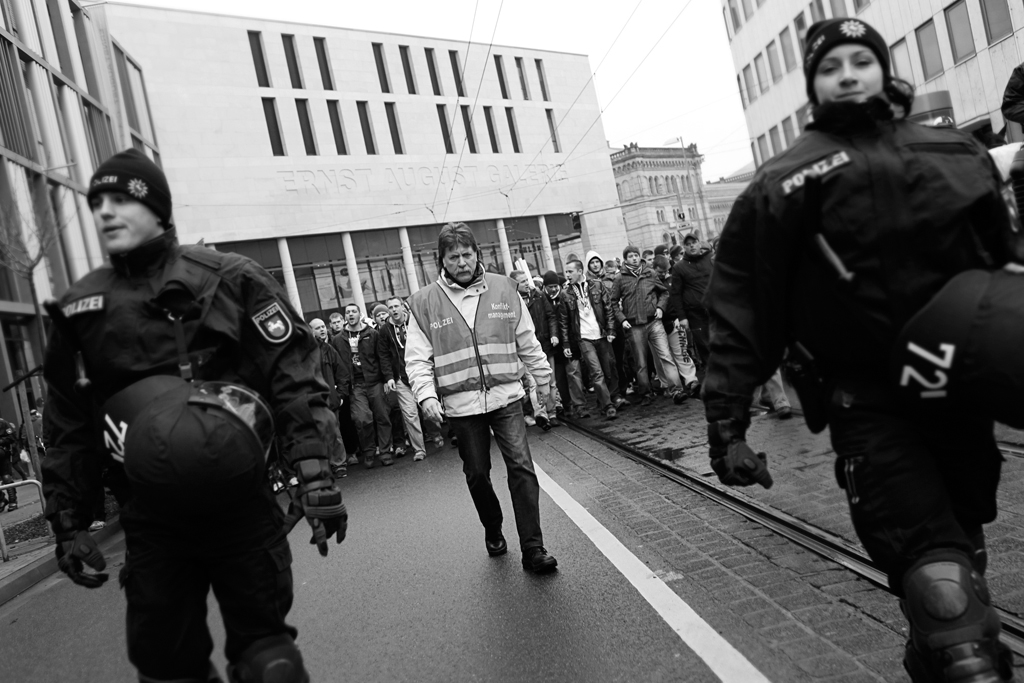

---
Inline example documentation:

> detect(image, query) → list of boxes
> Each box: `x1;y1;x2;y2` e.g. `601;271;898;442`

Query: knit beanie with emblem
87;148;173;227
543;271;560;287
803;18;890;104
372;303;390;319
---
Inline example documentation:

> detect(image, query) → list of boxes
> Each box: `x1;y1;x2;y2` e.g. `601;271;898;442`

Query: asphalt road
0;432;740;683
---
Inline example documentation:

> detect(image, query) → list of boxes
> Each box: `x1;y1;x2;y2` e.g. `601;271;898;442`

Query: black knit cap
87;148;172;227
543;270;560;287
803;18;891;104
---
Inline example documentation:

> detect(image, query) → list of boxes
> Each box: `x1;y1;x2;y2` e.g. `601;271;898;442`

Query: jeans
392;381;426;458
579;339;612;411
666;328;698;385
686;308;711;375
828;380;1000;593
626;321;681;396
753;369;791;410
547;353;586;414
350;383;392;458
448;400;544;551
326;410;348;468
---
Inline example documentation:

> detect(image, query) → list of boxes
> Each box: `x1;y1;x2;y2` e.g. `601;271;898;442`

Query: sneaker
380;453;395;467
413;452;425;461
524;415;537;427
522;547;558;574
574;410;591;419
640;395;653;407
686;381;701;399
612;397;629;410
364;457;376;470
536;414;551;431
88;521;106;532
288;476;299;487
777;406;793;420
393;446;406;459
450;435;459;448
432;436;445;449
346;455;359;466
604;406;617;421
672;389;689;405
548;417;563;428
331;464;348;479
7;502;17;511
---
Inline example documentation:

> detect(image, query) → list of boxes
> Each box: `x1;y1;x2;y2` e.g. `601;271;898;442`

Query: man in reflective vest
406;222;558;574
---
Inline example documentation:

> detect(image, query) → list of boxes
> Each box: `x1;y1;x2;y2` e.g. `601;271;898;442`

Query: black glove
55;530;109;588
707;420;773;489
283;458;347;557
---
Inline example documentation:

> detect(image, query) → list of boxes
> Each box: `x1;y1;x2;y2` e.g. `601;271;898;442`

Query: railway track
563;419;1024;657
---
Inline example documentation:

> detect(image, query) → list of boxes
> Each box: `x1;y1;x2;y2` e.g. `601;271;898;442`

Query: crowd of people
0;406;45;514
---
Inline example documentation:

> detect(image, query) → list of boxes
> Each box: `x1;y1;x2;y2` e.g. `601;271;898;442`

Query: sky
120;0;753;181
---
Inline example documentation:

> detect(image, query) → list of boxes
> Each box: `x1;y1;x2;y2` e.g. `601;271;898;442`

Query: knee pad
902;550;1011;682
228;634;308;683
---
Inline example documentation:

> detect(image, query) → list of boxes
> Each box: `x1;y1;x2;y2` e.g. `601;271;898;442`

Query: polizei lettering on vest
63;295;104;318
430;316;454;330
781;151;852;196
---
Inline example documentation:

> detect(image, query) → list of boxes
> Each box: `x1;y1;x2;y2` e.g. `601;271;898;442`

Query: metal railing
0;480;47;562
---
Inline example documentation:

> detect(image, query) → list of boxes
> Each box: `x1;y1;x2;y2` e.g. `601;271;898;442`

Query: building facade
0;0;156;421
97;2;625;321
722;0;1024;166
610;143;726;251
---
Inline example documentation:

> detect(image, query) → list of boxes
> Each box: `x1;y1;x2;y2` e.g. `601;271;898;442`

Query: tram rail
561;419;1024;657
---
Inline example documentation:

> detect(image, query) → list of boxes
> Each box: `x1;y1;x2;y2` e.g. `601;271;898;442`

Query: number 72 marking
900;342;955;398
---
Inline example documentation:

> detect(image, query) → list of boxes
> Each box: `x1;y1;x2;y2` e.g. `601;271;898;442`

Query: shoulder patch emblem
781;151;852;196
62;295;104;318
252;301;293;344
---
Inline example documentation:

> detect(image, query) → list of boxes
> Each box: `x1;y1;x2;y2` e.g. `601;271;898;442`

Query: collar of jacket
110;228;178;277
807;96;895;136
622;264;647;278
440;263;485;290
682;250;708;263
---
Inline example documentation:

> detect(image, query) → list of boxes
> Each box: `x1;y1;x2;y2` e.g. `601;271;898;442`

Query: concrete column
342;232;366;315
398;226;419;295
495;218;514;275
276;237;302;316
537;215;556;274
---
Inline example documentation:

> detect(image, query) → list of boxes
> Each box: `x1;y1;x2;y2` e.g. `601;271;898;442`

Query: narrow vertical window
483;106;500;153
425;48;442;95
515;57;530;99
494;55;509;99
535;59;550;101
545;109;560;153
449;50;465;97
794;13;808;58
296;99;317;155
314;37;334;90
114;45;139;131
891;39;914;85
326;100;347;154
779;27;797;72
980;0;1012;44
460;105;477;153
385;102;404;154
372;42;391;93
505;107;520;153
757;133;770;162
754;54;769;93
357;101;376;154
737;74;746;109
437;104;454;153
829;0;847;18
769;125;782;155
262;97;285;155
809;0;825;22
282;34;303;88
916;20;943;80
399;45;417;94
44;0;74;78
71;5;100;95
766;41;782;83
742;65;757;103
781;116;796;146
945;1;976;64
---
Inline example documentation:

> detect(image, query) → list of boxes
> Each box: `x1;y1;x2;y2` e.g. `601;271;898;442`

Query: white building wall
722;0;1024;164
98;3;626;261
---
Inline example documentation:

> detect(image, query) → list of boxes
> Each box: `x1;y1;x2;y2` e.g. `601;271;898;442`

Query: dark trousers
612;331;631;390
686;308;710;378
120;499;296;679
448;400;544;552
350;382;392;458
828;380;1001;594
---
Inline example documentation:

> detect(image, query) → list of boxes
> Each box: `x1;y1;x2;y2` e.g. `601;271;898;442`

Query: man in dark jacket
378;297;427;461
585;252;627;409
653;256;699;398
512;271;558;429
669;232;713;374
330;303;393;468
310;318;351;477
608;246;685;406
1002;63;1024;127
564;260;619;419
543;271;589;418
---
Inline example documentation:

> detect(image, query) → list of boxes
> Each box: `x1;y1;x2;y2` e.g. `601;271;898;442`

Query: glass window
515;57;531;99
945;1;976;64
546;109;560;153
737;74;746;108
757;134;770;162
399;45;417;94
766;41;782;82
741;0;753;20
44;0;73;78
754;54;769;93
916;20;944;80
780;27;797;71
742;65;757;103
372;42;390;93
460;105;477;154
437;104;454;153
483;106;500;152
535;59;550;100
769;125;782;155
449;50;465;97
113;45;138;132
751;141;758;168
809;0;825;22
295;99;317;155
262;98;285;156
505;107;520;153
727;0;743;32
314;37;333;90
794;12;808;58
425;48;442;95
70;5;99;95
247;31;270;87
326;100;347;154
853;0;871;10
357;101;376;154
385;102;403;154
981;0;1012;44
829;0;847;18
796;103;810;132
781;116;796;146
494;55;509;99
891;39;914;85
282;35;303;88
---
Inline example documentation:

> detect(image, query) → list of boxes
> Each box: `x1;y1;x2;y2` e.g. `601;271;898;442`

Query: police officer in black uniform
42;149;347;683
703;19;1023;683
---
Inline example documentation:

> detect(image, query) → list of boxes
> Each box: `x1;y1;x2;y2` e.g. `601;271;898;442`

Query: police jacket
41;229;338;535
317;337;346;409
608;264;668;326
329;324;384;387
669;251;712;320
522;289;557;354
703;99;1024;425
378;319;411;386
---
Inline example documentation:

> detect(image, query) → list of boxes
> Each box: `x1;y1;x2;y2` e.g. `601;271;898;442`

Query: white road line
535;463;772;683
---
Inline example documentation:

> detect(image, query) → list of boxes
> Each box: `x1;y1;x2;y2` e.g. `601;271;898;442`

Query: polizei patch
781;151;852;195
252;301;293;344
62;295;104;317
